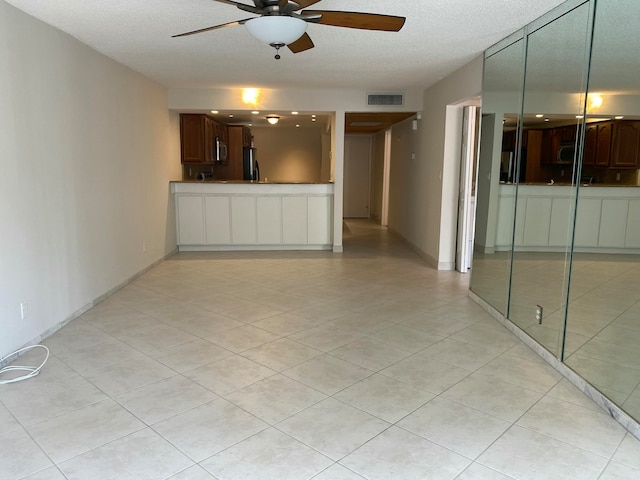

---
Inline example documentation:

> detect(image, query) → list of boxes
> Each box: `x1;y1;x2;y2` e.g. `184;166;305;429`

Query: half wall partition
471;0;640;434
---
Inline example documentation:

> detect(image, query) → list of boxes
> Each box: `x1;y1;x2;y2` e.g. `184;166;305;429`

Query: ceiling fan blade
291;0;322;9
302;10;406;31
288;32;314;53
172;18;251;38
210;0;262;14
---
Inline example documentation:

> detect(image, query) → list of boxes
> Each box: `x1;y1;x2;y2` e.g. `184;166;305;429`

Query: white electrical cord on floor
0;345;50;385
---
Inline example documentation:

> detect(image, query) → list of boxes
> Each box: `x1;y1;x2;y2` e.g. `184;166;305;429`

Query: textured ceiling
5;0;568;91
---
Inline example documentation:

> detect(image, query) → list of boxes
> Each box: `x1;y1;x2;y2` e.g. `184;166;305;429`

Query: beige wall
370;131;386;222
251;126;323;183
388;56;483;269
0;1;181;357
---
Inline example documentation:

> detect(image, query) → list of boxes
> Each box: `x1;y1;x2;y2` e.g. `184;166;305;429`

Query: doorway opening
455;105;481;273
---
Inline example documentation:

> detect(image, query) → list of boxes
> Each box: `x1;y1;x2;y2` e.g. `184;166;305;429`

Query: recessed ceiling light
211;110;219;114
312;114;316;118
576;115;584;119
296;124;300;128
535;114;544;118
312;118;316;122
229;114;234;118
615;115;624;119
292;111;299;115
251;111;259;114
544;118;550;122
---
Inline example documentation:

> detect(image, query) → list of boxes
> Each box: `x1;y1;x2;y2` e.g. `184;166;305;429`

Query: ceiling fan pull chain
274;44;282;60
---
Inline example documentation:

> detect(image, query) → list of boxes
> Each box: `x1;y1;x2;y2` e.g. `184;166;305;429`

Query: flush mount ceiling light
245;16;307;59
266;115;280;125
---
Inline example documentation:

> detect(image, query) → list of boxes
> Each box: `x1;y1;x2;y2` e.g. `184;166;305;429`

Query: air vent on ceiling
367;93;404;106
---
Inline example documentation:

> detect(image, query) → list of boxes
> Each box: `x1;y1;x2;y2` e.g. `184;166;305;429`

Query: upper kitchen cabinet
541;128;564;164
581;120;638;169
180;114;228;165
582;123;597;166
611;121;640;168
180;114;207;163
593;121;613;167
541;125;579;165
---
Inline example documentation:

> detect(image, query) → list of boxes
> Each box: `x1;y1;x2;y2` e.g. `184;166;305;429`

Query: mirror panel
470;36;525;314
564;0;640;423
506;2;592;357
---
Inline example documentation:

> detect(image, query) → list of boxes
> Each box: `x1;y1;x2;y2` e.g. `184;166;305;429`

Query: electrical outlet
20;302;28;320
616;172;621;181
536;305;543;324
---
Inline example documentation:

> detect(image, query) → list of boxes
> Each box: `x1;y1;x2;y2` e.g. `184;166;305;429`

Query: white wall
251;126;323;183
370;131;386;222
387;56;483;269
0;1;181;357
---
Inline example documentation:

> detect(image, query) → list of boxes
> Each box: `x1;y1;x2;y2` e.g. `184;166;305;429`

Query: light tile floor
471;249;640;420
1;220;640;479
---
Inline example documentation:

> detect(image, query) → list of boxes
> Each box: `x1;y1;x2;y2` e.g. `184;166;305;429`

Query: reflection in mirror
506;2;592;357
470;37;525;314
564;0;640;424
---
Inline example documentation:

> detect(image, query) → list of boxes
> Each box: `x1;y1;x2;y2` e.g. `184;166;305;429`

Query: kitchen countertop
500;182;639;187
171;180;333;185
170;181;334;195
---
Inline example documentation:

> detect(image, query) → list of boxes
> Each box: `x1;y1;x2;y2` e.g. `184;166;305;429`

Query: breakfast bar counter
170;181;334;251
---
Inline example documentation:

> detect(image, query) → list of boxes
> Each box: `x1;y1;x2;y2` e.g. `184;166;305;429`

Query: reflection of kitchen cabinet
502;130;516;152
611;121;640;169
180;114;228;165
541;129;563;164
561;125;577;142
594;121;613;167
583;121;612;167
541;125;579;165
583;123;598;166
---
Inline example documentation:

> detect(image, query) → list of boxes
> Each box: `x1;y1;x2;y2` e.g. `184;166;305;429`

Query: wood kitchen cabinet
180;114;228;165
180;114;207;164
611;121;640;169
594;121;613;167
582;123;598;166
582;121;612;167
541;128;563;164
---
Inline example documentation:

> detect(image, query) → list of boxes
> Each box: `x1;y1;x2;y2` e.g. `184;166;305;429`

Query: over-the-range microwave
557;143;576;163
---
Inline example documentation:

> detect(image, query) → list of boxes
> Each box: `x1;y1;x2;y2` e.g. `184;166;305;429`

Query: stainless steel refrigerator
243;147;260;181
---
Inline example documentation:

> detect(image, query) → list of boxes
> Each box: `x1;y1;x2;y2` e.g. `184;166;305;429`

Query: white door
456;106;480;273
344;135;372;218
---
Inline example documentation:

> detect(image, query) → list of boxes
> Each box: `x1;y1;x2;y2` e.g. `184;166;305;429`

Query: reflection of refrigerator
243;147;260;181
500;151;513;182
501;149;527;183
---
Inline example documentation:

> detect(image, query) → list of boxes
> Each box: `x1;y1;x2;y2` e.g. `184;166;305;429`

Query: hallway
1;220;639;479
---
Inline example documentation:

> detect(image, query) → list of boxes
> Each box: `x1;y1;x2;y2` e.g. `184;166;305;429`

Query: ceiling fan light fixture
245;16;307;47
266;115;280;125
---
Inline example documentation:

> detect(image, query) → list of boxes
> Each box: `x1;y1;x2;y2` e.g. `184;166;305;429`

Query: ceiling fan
173;0;406;59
